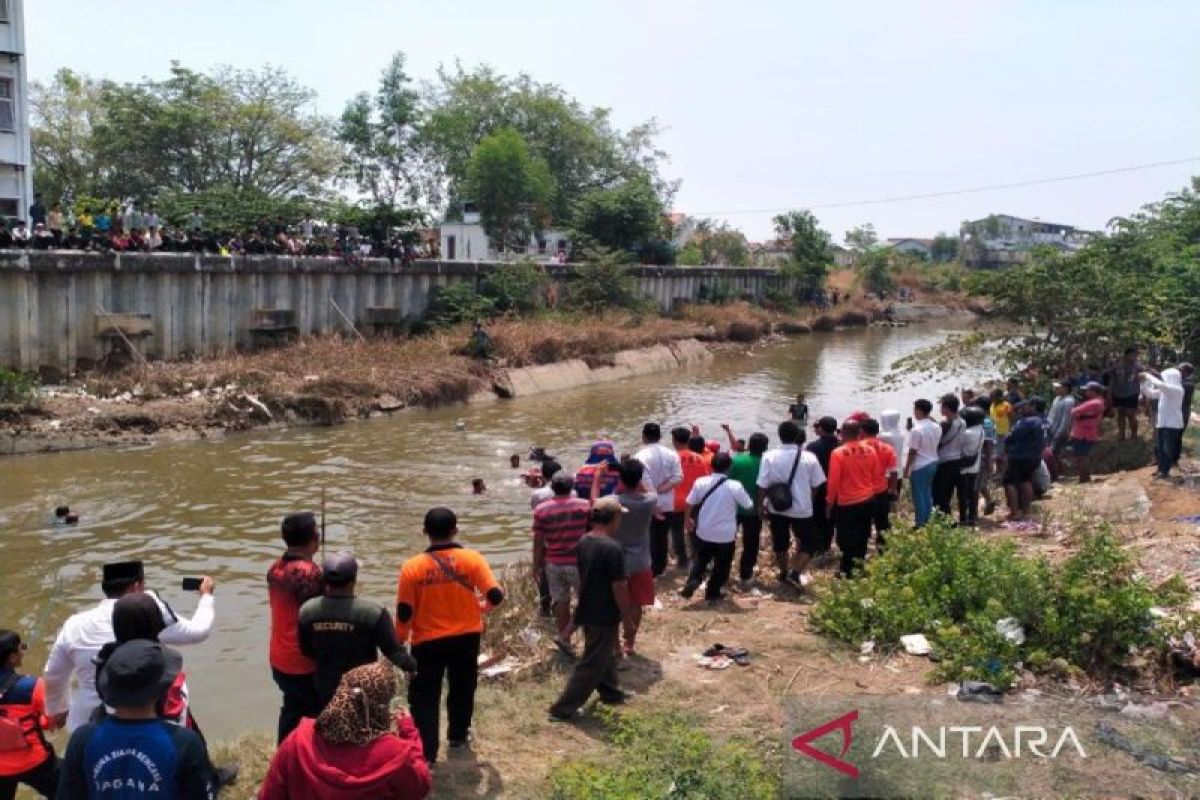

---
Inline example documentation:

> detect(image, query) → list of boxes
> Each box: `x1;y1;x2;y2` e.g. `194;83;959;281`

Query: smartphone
181;577;203;592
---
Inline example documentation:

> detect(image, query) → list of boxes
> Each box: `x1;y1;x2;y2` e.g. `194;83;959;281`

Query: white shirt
937;417;967;462
907;418;942;472
43;591;215;732
959;426;987;475
1144;371;1186;429
635;443;684;513
686;474;753;543
755;444;826;519
529;486;554;510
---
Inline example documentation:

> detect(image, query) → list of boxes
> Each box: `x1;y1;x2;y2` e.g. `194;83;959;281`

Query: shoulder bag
765;450;803;512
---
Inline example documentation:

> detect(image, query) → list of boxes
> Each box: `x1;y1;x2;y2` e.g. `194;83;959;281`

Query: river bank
198;455;1200;800
0;299;975;456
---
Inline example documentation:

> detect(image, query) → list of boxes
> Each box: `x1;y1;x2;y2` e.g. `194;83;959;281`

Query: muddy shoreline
1;303;975;457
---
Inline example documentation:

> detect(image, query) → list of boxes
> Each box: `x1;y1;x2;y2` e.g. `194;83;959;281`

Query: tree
854;248;896;295
338;52;436;207
463;128;554;252
772;210;834;292
569;172;665;257
89;62;339;200
421;63;674;224
930;233;960;263
30;68;106;203
843;223;878;253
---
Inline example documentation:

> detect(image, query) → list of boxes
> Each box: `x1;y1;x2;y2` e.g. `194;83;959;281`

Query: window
0;1;9;23
0;198;17;218
536;237;547;254
0;79;13;132
446;234;456;260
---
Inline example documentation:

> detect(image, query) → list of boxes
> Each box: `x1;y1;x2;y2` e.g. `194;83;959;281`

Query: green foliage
772;210;833;292
480;260;549;314
155;188;316;234
424;282;495;328
844;223;878;253
0;369;38;404
88;62;338;200
812;517;1174;689
930;232;959;263
337;52;435;207
763;284;798;311
463;128;555;252
421;63;675;224
854;248;896;295
30;68;105;203
569;172;666;257
697;278;735;304
548;709;777;800
565;252;644;312
687;219;750;266
971;177;1200;374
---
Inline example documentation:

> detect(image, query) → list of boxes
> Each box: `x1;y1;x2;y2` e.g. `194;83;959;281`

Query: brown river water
1;323;974;739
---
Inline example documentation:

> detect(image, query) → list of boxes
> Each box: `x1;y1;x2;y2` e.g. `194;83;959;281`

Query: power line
689;156;1200;217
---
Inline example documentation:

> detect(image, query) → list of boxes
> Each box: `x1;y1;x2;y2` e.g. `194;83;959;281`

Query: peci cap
322;551;359;585
102;561;145;586
97;640;182;708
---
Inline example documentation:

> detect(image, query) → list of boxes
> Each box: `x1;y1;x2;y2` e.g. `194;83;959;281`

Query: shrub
564;255;644;312
480;260;549;314
812;517;1173;689
548;709;777;800
424;282;495;328
0;369;38;404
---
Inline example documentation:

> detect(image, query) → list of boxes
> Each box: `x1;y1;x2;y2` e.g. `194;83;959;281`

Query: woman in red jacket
0;630;59;799
259;660;431;800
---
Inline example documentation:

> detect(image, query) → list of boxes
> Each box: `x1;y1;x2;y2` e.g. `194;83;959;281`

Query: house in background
438;202;570;262
959;213;1095;268
0;0;32;224
749;240;856;268
884;238;934;260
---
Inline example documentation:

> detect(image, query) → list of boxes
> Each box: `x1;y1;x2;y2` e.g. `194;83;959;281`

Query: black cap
102;561;144;585
97;640;182;708
815;416;839;434
322;551;358;586
0;630;20;662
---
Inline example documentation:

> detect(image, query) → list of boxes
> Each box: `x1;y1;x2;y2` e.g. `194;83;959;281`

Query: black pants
810;488;835;553
549;624;622;716
650;514;671;576
958;471;980;525
872;492;891;551
933;460;963;515
537;572;552;614
271;668;321;744
834;500;874;577
685;538;736;599
409;632;481;762
667;511;689;568
0;753;58;800
737;516;763;581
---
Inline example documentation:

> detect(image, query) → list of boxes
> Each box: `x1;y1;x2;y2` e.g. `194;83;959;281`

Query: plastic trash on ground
957;681;1003;704
900;634;931;656
995;617;1026;645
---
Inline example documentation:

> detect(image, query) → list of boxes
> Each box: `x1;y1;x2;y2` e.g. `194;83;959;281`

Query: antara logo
791;710;860;778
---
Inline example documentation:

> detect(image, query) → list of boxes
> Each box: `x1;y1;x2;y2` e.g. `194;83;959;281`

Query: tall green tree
463;128;554;252
338;52;436;207
772;210;834;291
570;172;665;257
30;68;105;202
421;63;673;223
843;223;878;253
675;218;749;266
930;232;960;263
90;63;338;199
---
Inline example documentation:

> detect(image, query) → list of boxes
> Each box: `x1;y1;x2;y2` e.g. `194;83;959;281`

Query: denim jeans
911;463;938;527
1156;427;1183;475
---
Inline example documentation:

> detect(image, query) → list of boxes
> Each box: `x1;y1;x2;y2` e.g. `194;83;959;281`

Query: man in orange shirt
860;418;899;553
396;507;504;763
825;420;881;577
669;427;712;572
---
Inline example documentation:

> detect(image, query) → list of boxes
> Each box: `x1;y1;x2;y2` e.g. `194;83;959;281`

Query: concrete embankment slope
495;339;712;398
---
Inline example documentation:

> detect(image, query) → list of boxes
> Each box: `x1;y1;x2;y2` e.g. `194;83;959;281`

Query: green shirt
728;452;762;517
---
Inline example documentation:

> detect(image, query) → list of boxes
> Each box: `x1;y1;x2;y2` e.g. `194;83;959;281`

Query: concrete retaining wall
500;339;714;398
0;252;784;372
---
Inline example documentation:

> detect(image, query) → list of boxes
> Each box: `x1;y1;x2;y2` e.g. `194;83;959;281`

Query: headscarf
112;593;166;643
316;661;397;747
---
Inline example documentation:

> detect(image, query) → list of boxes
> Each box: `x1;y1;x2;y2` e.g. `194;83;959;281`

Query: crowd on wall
7;194;437;263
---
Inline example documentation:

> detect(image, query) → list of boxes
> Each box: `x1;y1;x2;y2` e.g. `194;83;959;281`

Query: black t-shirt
573;534;626;627
789;403;809;421
806;434;839;474
297;595;405;704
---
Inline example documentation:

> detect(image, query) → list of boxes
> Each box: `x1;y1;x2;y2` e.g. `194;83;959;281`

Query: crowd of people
12;195;433;264
1;346;1193;798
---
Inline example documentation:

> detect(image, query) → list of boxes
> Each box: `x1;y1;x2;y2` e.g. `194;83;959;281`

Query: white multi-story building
0;0;29;223
439;202;570;262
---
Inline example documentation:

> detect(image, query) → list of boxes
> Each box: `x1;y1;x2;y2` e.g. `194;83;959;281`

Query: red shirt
862;436;897;495
674;450;712;512
260;716;431;800
532;496;591;565
827;440;882;508
267;554;325;675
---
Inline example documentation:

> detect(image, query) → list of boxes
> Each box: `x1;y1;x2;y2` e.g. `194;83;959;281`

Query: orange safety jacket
0;673;52;776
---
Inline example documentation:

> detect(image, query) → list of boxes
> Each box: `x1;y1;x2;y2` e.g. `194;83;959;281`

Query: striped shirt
532;496;591;565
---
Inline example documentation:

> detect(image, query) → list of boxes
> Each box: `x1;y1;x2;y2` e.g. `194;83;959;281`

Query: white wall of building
439;210;571;262
0;0;31;222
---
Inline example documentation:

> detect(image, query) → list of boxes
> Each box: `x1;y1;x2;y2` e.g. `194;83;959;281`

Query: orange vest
0;675;51;776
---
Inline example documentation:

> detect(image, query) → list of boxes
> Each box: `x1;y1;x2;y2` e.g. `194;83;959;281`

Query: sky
25;0;1200;242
